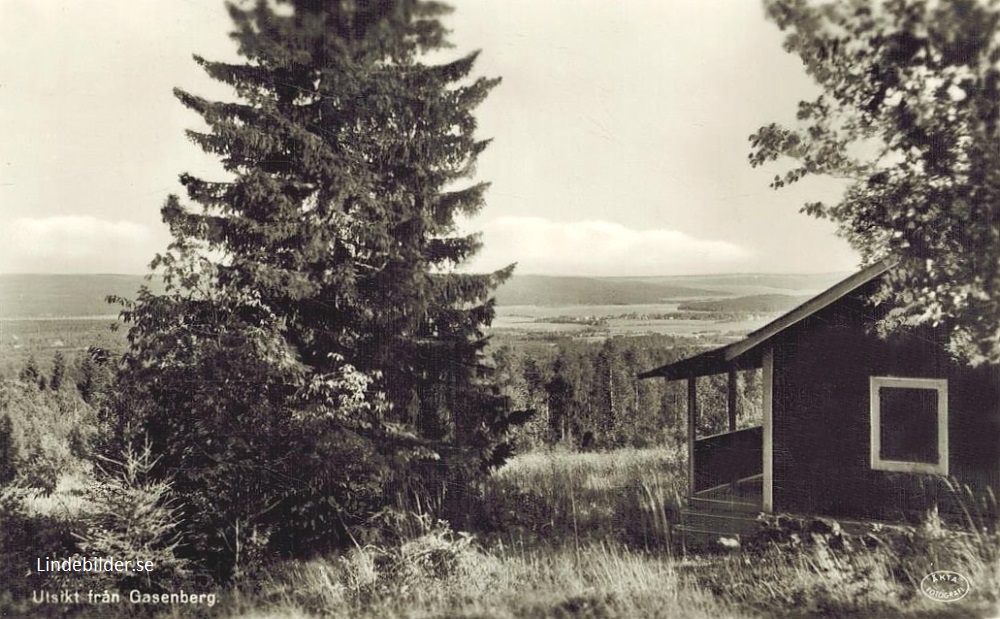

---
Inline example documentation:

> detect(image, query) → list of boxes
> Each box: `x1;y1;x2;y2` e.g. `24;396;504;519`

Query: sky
0;0;861;276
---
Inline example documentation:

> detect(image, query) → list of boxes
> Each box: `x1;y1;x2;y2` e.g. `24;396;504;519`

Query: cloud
0;216;158;273
466;216;750;276
0;214;752;276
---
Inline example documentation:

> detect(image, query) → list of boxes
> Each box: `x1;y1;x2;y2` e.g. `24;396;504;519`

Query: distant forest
492;334;762;451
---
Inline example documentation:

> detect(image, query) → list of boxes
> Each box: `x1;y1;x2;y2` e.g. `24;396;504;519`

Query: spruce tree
18;355;41;389
50;350;66;391
0;414;16;485
168;0;514;443
112;0;522;572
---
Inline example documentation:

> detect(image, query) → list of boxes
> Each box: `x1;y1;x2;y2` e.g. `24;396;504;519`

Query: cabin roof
638;257;898;380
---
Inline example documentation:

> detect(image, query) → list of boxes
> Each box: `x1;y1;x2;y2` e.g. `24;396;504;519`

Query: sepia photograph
1;0;998;617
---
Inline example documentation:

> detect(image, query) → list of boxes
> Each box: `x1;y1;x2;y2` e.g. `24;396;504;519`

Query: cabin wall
771;292;1000;524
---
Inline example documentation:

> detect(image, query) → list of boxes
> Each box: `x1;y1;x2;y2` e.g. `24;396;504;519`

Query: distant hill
0;272;848;319
604;272;850;298
493;275;719;306
677;294;813;313
613;272;847;290
0;274;158;319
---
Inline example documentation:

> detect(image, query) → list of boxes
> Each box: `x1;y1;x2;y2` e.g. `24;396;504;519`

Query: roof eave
723;256;897;361
638;256;898;381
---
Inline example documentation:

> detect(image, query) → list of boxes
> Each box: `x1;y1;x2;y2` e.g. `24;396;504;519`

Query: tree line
493;336;763;452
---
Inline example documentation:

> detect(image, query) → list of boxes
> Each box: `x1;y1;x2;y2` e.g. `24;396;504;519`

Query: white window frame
870;376;948;475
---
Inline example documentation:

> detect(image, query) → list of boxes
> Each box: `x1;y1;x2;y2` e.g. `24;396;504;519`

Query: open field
488;273;842;341
482;447;686;549
0;317;124;377
0;300;773;376
492;303;777;341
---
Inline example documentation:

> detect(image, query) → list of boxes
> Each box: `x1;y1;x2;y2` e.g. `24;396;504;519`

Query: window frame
869;376;948;475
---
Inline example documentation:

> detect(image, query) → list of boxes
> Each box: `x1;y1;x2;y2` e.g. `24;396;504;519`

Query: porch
640;347;776;548
678;427;765;546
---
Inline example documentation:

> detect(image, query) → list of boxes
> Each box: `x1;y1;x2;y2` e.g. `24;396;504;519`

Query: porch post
727;367;737;432
762;347;774;512
687;376;697;498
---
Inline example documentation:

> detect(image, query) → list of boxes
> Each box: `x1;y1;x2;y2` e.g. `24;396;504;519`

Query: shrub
108;301;394;581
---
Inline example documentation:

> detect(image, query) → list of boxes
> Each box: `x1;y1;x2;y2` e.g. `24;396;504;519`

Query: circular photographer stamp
920;570;971;603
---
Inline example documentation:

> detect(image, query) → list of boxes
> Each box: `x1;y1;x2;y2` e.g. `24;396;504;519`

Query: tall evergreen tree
112;0;521;573
50;350;66;391
0;414;16;485
18;355;40;388
167;0;514;443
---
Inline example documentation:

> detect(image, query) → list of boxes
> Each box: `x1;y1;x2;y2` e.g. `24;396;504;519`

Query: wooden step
689;495;760;515
682;509;761;536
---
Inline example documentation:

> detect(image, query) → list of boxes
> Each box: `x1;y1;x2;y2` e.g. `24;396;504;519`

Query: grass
481;446;685;549
215;523;998;619
13;470;95;518
221;533;745;619
209;448;998;618
6;447;999;618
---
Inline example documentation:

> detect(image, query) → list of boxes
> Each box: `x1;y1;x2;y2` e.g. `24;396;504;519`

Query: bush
108;301;397;581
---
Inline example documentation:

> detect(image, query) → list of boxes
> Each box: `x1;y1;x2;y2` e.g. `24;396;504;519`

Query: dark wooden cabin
639;258;1000;545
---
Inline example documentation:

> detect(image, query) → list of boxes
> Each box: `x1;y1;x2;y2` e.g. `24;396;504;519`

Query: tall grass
696;525;1000;617
223;528;746;619
481;448;999;618
482;446;685;549
10;446;995;618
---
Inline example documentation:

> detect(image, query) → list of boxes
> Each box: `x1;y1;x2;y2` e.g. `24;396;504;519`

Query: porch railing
693;426;762;493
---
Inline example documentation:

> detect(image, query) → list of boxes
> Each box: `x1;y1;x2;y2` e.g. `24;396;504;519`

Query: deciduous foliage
111;0;517;577
750;0;1000;363
111;281;393;577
